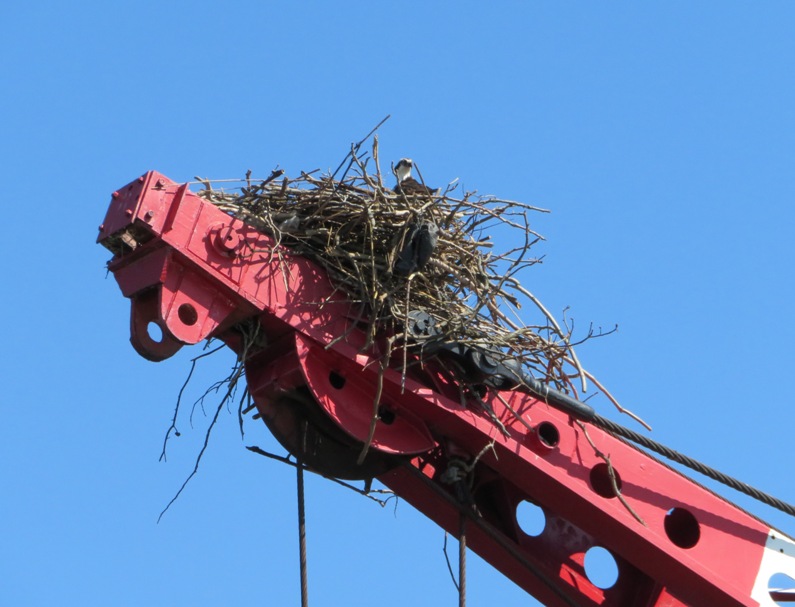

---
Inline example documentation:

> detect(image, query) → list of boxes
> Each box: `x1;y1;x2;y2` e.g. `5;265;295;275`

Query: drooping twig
160;343;226;463
246;446;396;507
357;336;394;465
158;321;261;522
576;420;646;526
158;362;245;522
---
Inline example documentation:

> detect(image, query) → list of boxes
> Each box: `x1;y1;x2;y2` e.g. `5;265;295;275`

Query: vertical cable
297;461;309;607
459;514;467;607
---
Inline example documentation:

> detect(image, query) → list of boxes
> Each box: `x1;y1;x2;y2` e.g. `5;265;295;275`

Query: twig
159;343;226;462
158;362;245;522
357;336;394;465
246;446;396;507
576;420;646;526
331;115;391;181
158;321;261;522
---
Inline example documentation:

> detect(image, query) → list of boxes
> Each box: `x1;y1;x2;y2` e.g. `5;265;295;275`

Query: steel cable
592;413;795;518
459;515;466;607
297;462;309;607
517;372;795;519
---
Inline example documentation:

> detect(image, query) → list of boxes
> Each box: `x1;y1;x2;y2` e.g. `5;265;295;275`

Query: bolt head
214;225;242;256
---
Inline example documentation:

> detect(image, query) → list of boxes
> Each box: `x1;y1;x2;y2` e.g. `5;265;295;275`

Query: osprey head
394;158;413;182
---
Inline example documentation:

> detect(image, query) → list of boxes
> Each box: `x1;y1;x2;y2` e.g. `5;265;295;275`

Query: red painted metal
99;171;792;607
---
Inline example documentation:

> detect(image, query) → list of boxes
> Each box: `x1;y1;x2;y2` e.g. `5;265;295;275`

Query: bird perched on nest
391;158;440;275
394;220;439;275
393;158;439;197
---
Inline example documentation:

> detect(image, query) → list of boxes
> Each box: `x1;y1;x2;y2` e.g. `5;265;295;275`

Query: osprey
393;158;438;197
394;220;439;276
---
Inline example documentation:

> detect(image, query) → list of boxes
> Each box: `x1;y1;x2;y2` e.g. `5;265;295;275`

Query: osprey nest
195;141;618;408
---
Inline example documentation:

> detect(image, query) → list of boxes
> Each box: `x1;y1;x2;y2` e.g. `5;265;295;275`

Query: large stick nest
195;138;613;402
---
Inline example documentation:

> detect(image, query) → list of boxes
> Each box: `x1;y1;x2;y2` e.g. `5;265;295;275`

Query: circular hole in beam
537;421;560;448
329;371;346;390
769;572;795;604
584;546;619;589
378;407;396;425
590;462;622;499
664;507;700;549
177;303;198;326
516;500;546;537
147;321;163;343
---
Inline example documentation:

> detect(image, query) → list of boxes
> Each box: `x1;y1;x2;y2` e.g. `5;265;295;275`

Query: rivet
144;210;154;220
112;191;120;199
125;209;133;217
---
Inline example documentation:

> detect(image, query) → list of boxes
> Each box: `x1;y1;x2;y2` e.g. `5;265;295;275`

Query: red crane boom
98;171;795;607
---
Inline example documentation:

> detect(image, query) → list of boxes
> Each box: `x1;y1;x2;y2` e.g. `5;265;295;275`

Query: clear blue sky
2;2;795;605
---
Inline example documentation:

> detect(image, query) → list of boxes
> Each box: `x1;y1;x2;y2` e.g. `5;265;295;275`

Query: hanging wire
406;463;582;607
458;514;467;607
297;461;309;607
296;421;309;607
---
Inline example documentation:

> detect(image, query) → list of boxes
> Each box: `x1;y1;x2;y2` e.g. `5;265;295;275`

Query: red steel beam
99;171;795;607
